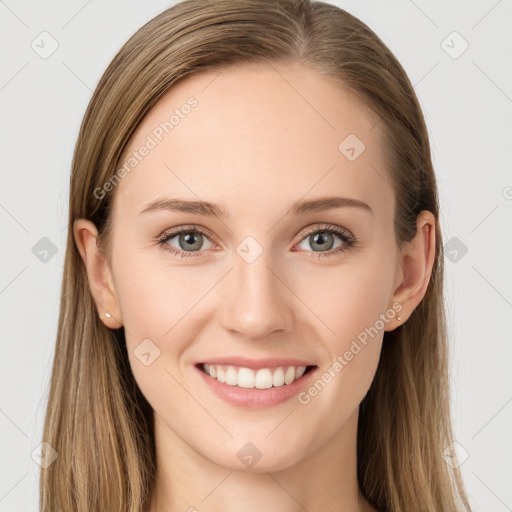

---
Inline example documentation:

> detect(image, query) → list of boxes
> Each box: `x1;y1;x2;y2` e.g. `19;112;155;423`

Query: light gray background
1;1;511;510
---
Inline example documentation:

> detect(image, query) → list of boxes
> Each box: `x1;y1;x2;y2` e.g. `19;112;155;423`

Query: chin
205;442;305;474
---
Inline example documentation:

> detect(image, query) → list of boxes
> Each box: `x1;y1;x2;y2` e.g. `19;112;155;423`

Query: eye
157;226;214;258
294;223;356;259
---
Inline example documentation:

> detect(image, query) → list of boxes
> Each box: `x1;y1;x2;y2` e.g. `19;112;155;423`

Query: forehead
113;61;391;222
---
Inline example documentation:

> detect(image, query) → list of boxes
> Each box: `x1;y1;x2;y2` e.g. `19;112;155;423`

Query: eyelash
156;223;357;260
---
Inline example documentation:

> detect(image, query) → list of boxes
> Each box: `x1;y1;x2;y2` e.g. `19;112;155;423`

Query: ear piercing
105;312;111;318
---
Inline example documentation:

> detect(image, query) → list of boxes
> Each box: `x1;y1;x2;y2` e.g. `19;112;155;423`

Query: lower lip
194;364;318;409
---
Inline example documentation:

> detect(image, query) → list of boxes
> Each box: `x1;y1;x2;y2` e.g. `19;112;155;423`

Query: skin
74;60;435;512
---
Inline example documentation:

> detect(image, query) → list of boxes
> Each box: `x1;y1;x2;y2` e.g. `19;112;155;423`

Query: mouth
195;362;318;389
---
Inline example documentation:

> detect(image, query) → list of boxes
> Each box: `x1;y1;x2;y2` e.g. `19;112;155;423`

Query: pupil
314;233;326;245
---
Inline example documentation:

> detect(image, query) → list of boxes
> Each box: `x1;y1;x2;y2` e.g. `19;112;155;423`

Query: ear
73;218;123;329
385;210;436;331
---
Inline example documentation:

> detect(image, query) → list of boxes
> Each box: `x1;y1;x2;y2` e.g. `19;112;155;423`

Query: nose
219;247;293;340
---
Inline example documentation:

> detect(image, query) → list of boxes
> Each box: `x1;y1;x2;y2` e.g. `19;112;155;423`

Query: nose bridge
220;237;292;338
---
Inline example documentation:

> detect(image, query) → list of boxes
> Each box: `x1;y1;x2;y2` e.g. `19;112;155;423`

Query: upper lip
197;357;316;370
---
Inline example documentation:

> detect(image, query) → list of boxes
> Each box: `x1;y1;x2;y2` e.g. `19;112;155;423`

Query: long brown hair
40;1;471;510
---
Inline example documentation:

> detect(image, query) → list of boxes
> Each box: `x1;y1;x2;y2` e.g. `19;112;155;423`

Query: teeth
255;368;272;389
202;364;308;389
225;367;238;385
284;366;295;385
239;367;256;388
273;367;285;387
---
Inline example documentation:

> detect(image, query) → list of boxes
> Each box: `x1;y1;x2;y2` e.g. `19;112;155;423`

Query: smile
194;362;318;409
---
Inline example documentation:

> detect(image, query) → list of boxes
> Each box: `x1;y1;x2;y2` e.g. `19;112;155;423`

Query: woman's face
103;61;405;471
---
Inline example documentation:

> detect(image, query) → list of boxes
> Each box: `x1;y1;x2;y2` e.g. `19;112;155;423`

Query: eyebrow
139;195;373;218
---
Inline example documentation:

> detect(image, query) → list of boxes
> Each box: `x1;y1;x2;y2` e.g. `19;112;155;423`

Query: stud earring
397;316;402;322
105;312;111;318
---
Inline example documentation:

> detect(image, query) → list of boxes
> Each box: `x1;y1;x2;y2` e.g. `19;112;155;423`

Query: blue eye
295;224;356;259
157;226;214;258
157;223;356;259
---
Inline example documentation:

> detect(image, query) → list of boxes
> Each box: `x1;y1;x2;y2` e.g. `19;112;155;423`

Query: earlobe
386;211;436;330
73;218;123;328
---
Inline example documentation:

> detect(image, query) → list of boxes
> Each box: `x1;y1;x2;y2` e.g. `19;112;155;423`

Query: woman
40;0;472;510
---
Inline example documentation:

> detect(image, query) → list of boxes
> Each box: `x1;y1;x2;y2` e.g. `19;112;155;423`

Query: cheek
112;255;196;415
111;249;224;392
298;252;394;341
111;252;189;377
113;247;207;341
295;252;394;397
